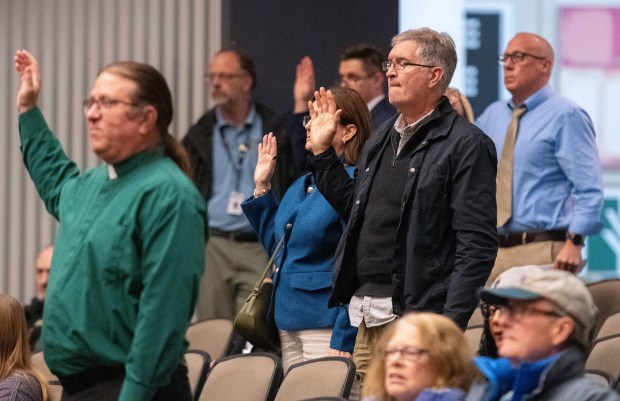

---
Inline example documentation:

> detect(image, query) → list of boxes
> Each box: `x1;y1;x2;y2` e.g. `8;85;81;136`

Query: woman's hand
308;87;342;155
14;50;41;113
254;133;277;192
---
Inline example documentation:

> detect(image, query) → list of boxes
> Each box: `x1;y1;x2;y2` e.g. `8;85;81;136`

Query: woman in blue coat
242;87;371;371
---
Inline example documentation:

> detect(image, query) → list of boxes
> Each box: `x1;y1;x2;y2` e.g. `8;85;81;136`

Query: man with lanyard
183;48;297;334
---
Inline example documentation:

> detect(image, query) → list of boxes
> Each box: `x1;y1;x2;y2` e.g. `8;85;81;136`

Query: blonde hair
363;313;478;400
0;294;48;400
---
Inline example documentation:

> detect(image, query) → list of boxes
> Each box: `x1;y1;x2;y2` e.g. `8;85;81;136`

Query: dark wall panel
229;1;399;114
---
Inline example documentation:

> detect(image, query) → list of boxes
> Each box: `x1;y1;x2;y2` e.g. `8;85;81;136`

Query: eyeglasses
83;97;137;115
480;302;565;321
339;73;373;85
205;73;247;82
382;60;435;71
498;52;546;65
382;346;428;361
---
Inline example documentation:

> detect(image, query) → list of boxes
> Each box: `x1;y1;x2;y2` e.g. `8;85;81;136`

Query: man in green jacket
15;50;208;401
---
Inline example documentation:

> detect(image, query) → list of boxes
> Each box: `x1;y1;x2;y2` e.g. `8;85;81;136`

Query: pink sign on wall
560;7;620;169
560;7;620;70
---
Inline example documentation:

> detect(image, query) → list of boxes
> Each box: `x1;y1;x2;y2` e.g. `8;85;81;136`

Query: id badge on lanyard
221;130;250;216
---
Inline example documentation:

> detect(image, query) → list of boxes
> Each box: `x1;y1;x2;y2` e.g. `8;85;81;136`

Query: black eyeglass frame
498;52;546;64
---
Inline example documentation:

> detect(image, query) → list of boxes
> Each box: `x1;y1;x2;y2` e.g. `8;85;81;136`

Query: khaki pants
487;240;565;284
195;236;268;321
352;320;394;385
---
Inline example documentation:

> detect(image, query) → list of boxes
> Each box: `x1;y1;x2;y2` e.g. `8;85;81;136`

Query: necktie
496;106;527;227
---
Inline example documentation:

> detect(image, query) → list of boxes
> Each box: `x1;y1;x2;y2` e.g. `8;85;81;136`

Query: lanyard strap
219;125;251;189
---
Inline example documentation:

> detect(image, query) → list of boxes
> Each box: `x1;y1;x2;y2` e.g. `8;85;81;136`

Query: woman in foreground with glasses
0;294;47;401
242;87;370;373
362;313;478;401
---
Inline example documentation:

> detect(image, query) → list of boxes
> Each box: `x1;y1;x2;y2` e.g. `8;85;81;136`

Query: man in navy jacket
307;28;498;383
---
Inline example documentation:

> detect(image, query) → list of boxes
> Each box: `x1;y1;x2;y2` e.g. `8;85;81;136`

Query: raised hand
293;56;316;113
254;132;278;193
14;50;41;113
308;87;341;155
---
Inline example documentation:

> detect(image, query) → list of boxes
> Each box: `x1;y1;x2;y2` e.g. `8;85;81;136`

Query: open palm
308;87;342;155
14;50;41;113
254;132;277;190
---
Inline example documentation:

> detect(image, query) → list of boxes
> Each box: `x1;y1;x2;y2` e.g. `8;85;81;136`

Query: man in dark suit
336;43;396;131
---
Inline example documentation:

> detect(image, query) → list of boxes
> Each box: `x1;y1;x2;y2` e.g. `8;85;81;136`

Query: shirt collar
366;94;385;112
107;146;165;179
215;102;257;130
509;84;552;111
393;108;435;136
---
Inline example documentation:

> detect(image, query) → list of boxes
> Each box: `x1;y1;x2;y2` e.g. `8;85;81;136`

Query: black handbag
233;237;284;351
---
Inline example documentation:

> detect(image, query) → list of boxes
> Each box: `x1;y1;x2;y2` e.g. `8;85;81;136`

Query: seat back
464;326;484;355
199;352;282;401
274;357;356;401
585;369;614;387
586;334;620;385
31;352;58;382
467;306;484;328
596;312;620;340
187;319;233;360
185;349;210;401
298;398;348;401
46;382;64;401
587;279;620;338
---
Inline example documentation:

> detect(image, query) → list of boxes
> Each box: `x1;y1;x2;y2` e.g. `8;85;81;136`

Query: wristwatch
566;232;585;246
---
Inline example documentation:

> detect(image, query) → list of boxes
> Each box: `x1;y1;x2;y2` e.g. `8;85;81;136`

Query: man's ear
137;105;158;136
551;316;575;346
372;70;385;88
428;67;444;89
241;74;253;93
541;59;553;76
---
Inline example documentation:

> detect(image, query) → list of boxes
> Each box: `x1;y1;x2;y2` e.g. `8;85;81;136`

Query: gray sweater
0;372;43;401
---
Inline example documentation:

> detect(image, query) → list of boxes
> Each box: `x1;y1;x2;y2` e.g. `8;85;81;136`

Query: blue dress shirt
476;85;603;235
209;104;263;231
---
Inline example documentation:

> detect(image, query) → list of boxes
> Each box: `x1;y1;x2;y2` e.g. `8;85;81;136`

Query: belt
58;365;125;394
498;230;566;248
210;228;258;242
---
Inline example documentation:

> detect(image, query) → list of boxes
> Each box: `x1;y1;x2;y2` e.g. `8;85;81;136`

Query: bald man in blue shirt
476;32;603;283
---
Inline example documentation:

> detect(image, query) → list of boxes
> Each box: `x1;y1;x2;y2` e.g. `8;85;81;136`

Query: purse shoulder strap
259;236;285;281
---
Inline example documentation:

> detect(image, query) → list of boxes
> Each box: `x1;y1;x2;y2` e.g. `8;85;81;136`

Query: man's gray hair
391;28;457;92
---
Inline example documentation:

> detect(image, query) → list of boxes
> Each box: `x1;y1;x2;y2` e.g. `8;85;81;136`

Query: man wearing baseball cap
467;267;620;401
